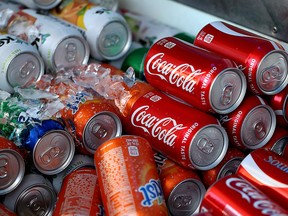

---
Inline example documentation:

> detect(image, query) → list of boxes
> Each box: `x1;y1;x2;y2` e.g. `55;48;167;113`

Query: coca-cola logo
226;177;285;214
131;105;187;147
146;53;205;93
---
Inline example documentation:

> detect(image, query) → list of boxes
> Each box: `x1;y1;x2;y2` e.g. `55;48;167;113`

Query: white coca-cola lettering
131;105;187;147
264;155;288;173
146;53;205;93
226;177;285;215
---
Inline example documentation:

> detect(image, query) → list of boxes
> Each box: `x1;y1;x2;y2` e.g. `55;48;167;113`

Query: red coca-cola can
266;86;288;127
236;148;288;209
219;94;276;149
144;37;247;114
200;174;288;215
194;21;288;95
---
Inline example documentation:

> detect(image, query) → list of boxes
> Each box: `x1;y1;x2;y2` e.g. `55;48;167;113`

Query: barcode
204;34;214;43
164;42;176;49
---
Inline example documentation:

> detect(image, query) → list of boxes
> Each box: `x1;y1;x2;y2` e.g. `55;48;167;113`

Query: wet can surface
53;167;104;216
121;81;229;170
219;94;276;149
154;152;206;216
0;34;44;93
236;148;288;209
3;173;57;216
200;174;288;215
94;135;168;216
0;136;26;195
194;21;288;95
144;37;247;114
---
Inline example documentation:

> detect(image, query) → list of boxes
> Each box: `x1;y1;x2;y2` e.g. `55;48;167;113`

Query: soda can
11;0;62;10
194;21;288;95
2;173;57;216
154;152;206;216
219;94;276;150
200;147;245;188
144;37;247;114
121;81;229;170
0;136;25;195
200;174;288;215
0;34;44;93
61;97;122;155
51;1;132;61
94;135;168;215
53;167;104;216
266;86;288;127
0;203;16;216
89;0;119;11
236;148;288;209
23;119;75;175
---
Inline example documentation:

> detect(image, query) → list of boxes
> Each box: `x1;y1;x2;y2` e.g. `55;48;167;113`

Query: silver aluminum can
89;0;119;11
0;34;44;93
33;129;75;175
2;173;56;216
10;0;62;10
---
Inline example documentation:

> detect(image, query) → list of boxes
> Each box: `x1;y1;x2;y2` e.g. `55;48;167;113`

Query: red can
236;148;288;209
94;135;168;216
144;36;247;114
0;203;16;216
120;81;229;170
154;152;206;216
200;147;245;188
219;94;276;149
200;174;288;215
194;21;288;95
266;86;288;127
53;167;104;216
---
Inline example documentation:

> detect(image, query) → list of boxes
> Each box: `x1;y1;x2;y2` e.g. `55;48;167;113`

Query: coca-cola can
219;94;276;149
200;174;288;215
144;37;247;114
194;21;288;95
236;148;288;209
0;203;16;216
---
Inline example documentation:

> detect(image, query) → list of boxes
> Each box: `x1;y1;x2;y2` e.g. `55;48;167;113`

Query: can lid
33;130;75;175
98;20;132;60
257;50;288;95
33;0;62;9
211;68;247;114
0;150;25;195
189;125;229;170
217;157;243;180
270;137;288;155
168;179;206;216
7;52;44;89
83;111;122;154
241;105;276;149
53;36;90;70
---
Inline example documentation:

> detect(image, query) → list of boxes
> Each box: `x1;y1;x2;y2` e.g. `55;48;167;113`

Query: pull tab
20;61;36;78
173;195;193;208
197;136;214;154
221;84;233;106
0;158;8;178
253;121;266;140
40;146;61;164
26;195;46;215
104;34;120;48
92;123;108;139
65;42;76;62
262;65;283;83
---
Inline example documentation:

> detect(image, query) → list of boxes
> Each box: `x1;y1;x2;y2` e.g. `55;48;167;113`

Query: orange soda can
94;135;168;216
154;152;206;216
53;167;104;216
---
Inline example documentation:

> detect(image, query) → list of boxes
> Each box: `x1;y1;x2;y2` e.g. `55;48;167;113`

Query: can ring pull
0;157;8;178
20;61;36;78
221;83;234;106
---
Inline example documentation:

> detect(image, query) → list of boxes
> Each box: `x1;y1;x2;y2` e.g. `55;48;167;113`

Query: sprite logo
139;179;164;207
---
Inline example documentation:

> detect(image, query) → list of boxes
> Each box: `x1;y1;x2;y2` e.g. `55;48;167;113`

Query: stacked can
11;0;62;10
0;203;16;216
50;0;132;61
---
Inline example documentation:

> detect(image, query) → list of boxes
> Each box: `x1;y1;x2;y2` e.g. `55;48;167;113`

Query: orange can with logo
94;135;168;215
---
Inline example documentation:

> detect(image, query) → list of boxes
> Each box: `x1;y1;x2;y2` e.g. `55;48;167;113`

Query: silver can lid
257;50;288;95
7;52;44;89
83;111;122;154
33;130;75;175
53;36;90;70
189;125;229;170
33;0;62;9
0;150;25;195
270;137;288;155
241;105;276;149
211;68;247;114
168;179;206;216
3;173;56;216
217;157;243;180
98;21;132;60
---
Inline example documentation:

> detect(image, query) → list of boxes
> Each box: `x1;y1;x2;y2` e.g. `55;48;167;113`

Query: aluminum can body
121;81;229;170
94;135;168;216
154;152;206;216
200;174;288;215
144;37;247;114
89;0;119;11
53;167;104;216
0;34;44;93
0;204;16;216
219;94;276;149
11;0;62;10
194;21;288;95
236;148;288;209
51;2;132;61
